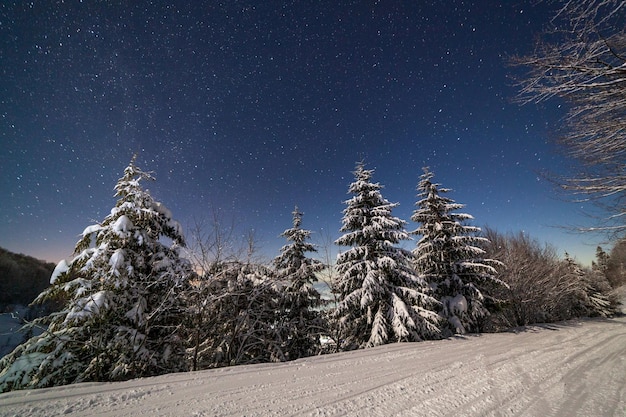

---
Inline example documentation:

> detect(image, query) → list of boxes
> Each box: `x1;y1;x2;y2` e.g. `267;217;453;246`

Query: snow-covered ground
0;316;624;417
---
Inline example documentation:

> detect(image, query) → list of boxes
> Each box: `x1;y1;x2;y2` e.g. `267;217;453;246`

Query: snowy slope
0;312;25;359
0;308;43;359
0;317;624;417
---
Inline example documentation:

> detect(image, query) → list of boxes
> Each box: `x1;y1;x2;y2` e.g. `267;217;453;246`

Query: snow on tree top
81;224;103;238
112;215;133;237
109;249;125;277
64;290;109;323
50;259;70;284
152;201;173;219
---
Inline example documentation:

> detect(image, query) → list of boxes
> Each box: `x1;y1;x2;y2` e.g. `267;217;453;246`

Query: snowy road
0;317;625;417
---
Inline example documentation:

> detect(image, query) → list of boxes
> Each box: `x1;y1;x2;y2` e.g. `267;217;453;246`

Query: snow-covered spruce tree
589;247;620;316
605;239;626;288
411;167;504;336
563;253;615;318
335;162;440;349
592;246;610;277
273;207;325;359
590;246;615;295
0;156;192;392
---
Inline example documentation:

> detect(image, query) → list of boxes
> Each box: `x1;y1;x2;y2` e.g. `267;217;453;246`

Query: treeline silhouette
0;247;55;312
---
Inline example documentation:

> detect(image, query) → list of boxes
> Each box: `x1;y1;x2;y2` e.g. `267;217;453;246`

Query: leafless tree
182;207;272;370
188;262;285;369
316;228;342;353
482;228;590;328
184;206;246;277
513;0;626;234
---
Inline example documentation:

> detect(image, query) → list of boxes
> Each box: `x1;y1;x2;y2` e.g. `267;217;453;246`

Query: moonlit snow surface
1;317;625;416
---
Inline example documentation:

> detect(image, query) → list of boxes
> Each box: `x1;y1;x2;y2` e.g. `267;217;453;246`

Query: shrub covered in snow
482;229;618;330
187;262;284;369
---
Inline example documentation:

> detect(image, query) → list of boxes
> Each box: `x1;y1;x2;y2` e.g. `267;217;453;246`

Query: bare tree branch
513;0;626;235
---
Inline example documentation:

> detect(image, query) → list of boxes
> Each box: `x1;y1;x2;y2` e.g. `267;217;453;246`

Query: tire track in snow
445;320;626;417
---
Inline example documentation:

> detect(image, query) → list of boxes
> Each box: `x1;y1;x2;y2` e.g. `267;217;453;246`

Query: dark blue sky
0;1;603;265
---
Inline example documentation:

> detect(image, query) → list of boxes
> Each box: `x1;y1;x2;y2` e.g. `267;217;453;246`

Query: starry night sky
0;1;603;265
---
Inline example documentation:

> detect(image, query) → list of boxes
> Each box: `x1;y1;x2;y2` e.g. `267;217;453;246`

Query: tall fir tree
335;162;439;349
273;207;325;359
0;156;193;392
411;167;504;336
592;246;610;275
564;253;615;318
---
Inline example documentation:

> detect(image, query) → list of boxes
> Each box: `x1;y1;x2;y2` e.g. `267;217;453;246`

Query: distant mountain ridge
0;247;55;310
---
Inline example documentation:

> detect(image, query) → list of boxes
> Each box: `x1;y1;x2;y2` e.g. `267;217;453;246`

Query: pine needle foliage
0;156;192;392
273;207;325;359
335;162;439;349
411;167;504;336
